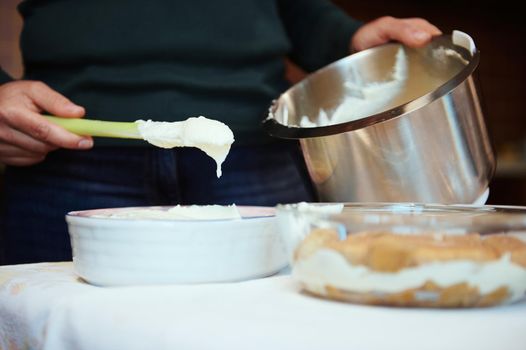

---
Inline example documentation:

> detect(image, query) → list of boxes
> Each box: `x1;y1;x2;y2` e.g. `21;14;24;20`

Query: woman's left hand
351;16;442;52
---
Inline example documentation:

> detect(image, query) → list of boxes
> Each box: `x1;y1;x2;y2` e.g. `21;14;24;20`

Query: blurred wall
0;0;23;79
0;0;23;187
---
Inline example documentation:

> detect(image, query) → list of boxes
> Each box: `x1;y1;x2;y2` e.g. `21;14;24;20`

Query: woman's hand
0;80;93;166
351;16;442;52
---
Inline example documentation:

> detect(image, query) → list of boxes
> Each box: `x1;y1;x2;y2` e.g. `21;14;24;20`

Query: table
1;262;525;350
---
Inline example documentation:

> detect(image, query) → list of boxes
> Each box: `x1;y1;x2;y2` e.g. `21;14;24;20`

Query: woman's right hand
0;80;93;166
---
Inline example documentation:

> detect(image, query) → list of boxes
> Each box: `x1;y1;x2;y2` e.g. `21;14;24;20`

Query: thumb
380;19;432;48
352;17;432;52
26;82;85;118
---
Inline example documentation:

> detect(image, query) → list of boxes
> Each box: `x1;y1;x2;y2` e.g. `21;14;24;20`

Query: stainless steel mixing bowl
264;31;495;204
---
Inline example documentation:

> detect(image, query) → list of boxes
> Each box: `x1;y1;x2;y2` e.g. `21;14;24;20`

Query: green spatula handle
44;115;142;139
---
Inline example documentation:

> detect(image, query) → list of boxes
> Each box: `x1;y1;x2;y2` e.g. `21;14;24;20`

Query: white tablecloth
0;262;525;350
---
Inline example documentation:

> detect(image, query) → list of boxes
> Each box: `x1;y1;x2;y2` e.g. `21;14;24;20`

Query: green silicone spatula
44;115;235;178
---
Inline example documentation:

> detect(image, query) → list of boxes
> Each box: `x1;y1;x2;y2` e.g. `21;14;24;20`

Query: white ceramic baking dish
66;206;285;286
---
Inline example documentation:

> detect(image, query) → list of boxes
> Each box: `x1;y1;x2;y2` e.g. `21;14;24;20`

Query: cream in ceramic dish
88;204;242;220
66;205;284;286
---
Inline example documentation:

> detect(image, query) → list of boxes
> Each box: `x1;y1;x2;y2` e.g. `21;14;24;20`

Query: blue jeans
0;142;315;264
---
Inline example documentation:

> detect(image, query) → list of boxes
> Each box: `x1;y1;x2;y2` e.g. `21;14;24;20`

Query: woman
0;0;440;264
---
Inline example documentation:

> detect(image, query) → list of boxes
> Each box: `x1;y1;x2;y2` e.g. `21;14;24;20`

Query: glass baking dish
276;203;526;308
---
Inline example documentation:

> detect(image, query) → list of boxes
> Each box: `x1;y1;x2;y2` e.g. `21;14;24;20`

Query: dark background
1;0;525;204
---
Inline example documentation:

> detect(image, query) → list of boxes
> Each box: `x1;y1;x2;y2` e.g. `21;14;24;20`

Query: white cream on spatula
136;116;235;178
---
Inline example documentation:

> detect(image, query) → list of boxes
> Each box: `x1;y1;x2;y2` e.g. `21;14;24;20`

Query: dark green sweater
1;0;361;144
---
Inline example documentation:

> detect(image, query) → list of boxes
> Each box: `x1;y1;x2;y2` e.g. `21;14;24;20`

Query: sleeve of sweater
278;0;362;72
0;67;14;85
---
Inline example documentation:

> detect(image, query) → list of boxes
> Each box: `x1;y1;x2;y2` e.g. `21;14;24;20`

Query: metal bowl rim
276;202;526;214
264;34;480;139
